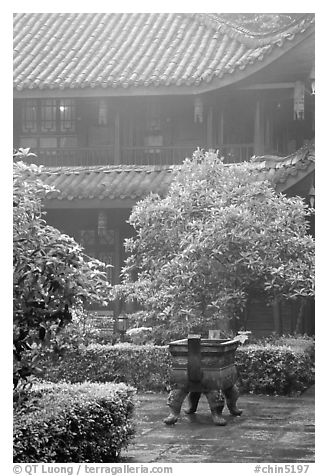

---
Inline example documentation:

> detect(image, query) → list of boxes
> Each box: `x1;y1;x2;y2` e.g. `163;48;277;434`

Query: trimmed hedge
236;344;314;395
40;343;172;392
39;341;314;395
14;381;136;463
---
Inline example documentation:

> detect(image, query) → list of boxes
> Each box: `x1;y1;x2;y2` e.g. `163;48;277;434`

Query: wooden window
98;99;108;126
21;100;37;133
21;99;76;135
41;99;57;132
59;99;76;132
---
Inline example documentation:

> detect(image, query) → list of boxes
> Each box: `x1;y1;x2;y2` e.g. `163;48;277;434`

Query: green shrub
39;340;314;395
253;334;315;359
14;382;136;463
236;344;315;395
40;344;171;392
13;159;112;389
115;151;314;337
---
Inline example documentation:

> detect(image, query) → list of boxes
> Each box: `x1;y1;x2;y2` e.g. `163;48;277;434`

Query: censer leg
164;388;188;425
184;392;201;414
204;390;227;426
223;384;243;416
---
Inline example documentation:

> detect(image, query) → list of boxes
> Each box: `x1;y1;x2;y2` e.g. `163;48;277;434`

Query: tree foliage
116;151;314;339
13;153;112;389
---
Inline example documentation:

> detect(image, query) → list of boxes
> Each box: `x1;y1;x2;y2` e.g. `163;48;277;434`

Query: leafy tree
116;151;314;341
13;152;112;390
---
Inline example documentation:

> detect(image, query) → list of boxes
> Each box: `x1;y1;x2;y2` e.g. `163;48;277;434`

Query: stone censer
164;334;243;426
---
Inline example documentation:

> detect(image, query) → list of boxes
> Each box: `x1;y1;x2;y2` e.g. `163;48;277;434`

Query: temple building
13;13;315;335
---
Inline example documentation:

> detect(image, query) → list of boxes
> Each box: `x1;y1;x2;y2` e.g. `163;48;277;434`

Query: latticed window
59;99;76;132
41;99;57;132
21;100;37;133
21;99;76;134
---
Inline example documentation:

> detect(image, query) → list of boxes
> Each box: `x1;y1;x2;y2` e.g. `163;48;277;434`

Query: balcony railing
30;147;115;167
120;146;197;166
25;144;254;167
219;144;254;163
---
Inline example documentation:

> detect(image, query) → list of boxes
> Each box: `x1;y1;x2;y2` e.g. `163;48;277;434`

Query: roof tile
13;13;314;91
36;146;314;203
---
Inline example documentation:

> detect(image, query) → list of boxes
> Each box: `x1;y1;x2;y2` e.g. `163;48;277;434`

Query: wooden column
113;228;121;285
113;228;122;326
253;96;265;156
13;100;20;147
206;106;214;149
219;108;224;146
76;99;88;148
265;117;271;153
114;111;120;164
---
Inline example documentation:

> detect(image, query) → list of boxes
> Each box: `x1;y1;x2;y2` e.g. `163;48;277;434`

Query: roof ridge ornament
190;13;314;48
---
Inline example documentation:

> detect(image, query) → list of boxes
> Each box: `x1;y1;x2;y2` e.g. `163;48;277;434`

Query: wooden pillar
113;228;121;285
206;106;214;149
77;99;88;149
219;109;224;146
13;100;20;148
254;96;265;156
114;111;120;164
272;298;282;335
264;117;272;153
113;228;121;321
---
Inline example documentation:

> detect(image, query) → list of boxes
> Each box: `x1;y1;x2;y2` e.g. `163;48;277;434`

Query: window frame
20;98;77;149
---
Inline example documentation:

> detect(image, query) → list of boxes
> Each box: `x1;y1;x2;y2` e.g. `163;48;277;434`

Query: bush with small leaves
13;155;112;390
14;381;136;463
38;339;314;395
39;343;172;392
115;150;314;338
236;344;314;395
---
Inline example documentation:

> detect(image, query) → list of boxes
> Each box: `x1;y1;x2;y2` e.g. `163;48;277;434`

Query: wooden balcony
121;146;196;165
27;144;254;167
219;144;254;163
30;147;115;167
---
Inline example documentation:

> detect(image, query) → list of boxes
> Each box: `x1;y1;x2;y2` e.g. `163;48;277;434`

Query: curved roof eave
13;26;314;98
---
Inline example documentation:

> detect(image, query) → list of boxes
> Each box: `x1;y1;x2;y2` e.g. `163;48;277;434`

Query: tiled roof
40;165;174;201
13;13;314;91
38;145;314;204
251;144;315;192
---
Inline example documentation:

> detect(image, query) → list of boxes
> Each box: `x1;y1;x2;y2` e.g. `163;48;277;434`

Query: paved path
121;388;315;463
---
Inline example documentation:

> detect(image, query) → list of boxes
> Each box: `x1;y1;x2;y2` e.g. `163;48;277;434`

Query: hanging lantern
293;81;305;120
308;185;315;208
98;100;108;125
98;211;107;234
194;96;203;123
311;78;315;96
309;64;315;95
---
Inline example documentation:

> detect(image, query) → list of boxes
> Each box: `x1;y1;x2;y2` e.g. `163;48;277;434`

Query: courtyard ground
121;386;315;463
